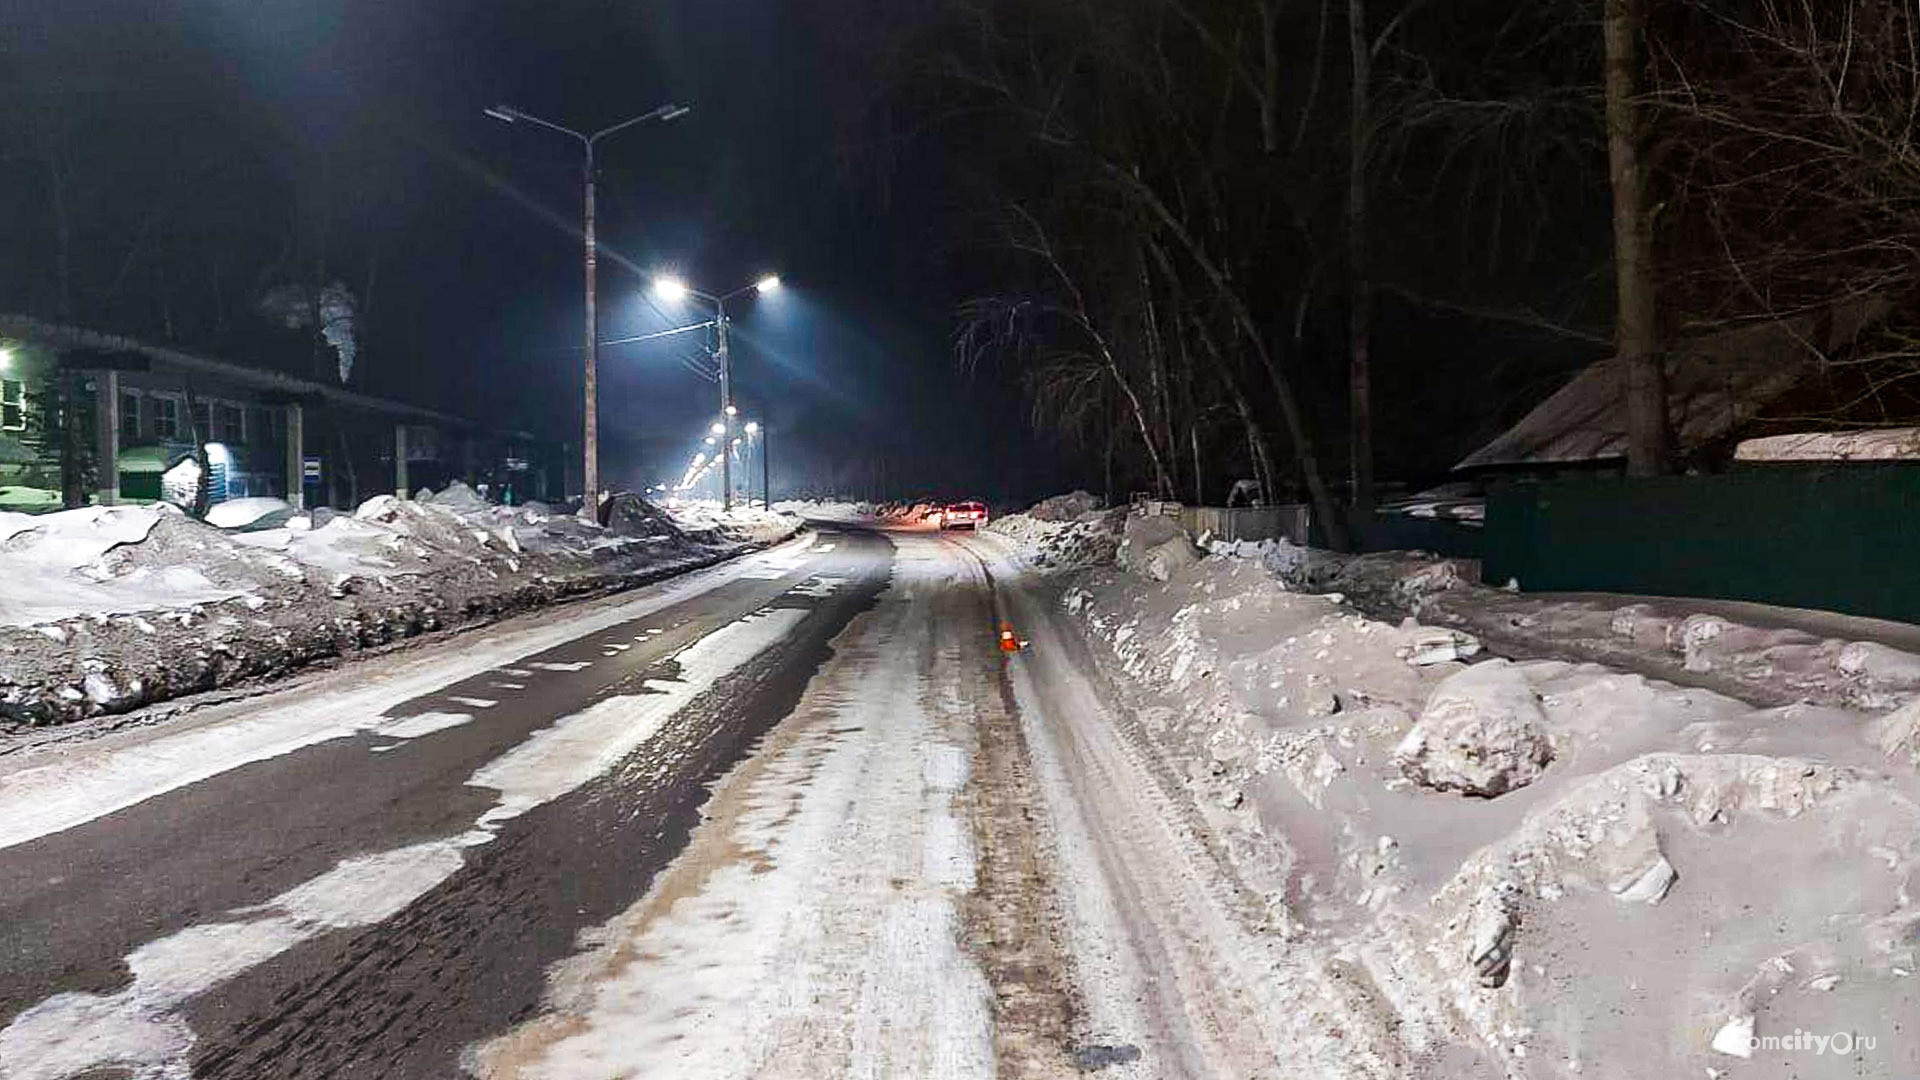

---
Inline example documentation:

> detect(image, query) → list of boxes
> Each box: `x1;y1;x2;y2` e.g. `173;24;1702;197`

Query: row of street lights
674;414;767;507
486;99;781;518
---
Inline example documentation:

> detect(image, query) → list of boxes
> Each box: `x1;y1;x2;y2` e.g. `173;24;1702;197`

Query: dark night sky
1;0;1075;502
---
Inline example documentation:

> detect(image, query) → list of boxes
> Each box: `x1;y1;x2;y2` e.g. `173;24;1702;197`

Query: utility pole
484;102;689;521
716;297;733;511
762;422;770;509
581;146;599;519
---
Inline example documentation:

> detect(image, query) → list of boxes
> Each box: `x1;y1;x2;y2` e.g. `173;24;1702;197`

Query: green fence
1482;468;1920;624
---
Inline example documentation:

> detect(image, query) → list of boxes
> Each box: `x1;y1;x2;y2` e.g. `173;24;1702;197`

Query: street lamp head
743;421;759;435
653;276;690;302
709;421;726;435
724;404;738;417
658;104;692;122
483;105;519;124
754;274;781;293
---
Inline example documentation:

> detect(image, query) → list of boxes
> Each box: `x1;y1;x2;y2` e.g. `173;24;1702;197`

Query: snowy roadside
1222;537;1920;715
0;487;801;733
985;499;1920;1075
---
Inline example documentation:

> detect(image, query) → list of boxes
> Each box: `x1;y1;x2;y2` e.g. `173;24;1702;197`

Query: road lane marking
447;696;499;709
529;661;592;673
0;607;818;1080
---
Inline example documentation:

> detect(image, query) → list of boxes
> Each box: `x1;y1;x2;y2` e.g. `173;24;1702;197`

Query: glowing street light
709;421;726;435
485;100;690;522
743;421;759;435
648;272;782;509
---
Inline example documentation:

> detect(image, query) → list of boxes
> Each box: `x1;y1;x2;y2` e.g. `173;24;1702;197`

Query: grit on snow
0;487;799;730
980;500;1920;1077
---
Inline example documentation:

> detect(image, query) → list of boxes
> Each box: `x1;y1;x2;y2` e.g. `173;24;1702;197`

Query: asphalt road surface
0;521;1298;1080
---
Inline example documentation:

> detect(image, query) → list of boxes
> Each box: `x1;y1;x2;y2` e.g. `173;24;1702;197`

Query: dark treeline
812;0;1920;536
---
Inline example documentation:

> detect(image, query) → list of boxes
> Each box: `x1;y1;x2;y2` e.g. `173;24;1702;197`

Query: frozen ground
978;500;1920;1076
0;486;799;731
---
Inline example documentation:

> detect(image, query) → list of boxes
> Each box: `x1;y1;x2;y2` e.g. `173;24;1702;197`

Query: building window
120;391;141;444
215;403;244;444
191;401;210;438
1;380;23;432
153;397;180;440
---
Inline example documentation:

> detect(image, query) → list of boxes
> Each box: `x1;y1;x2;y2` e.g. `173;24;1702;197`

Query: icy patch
0;839;469;1080
0;607;815;1080
447;695;499;709
471;609;807;827
530;661;592;673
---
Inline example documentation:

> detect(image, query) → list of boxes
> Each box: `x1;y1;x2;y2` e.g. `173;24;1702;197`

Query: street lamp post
486;101;690;522
652;274;778;511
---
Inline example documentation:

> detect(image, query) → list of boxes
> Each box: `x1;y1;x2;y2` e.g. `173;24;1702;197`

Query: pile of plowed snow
0;486;799;728
1012;504;1920;1073
982;498;1123;570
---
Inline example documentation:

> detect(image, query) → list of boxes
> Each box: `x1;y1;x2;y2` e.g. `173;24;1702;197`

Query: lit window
1;380;23;432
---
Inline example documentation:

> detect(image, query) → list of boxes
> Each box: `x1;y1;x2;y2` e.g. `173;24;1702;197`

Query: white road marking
447;696;499;710
373;712;475;739
499;668;535;678
489;681;528;691
529;661;592;673
0;607;817;1080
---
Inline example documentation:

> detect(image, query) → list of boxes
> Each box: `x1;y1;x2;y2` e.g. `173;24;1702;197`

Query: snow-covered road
0;522;1305;1079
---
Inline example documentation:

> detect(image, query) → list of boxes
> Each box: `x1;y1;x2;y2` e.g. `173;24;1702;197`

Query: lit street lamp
651;273;780;510
486;100;690;522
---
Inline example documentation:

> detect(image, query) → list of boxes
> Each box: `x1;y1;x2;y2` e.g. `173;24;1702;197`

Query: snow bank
981;499;1123;571
995;498;1920;1070
0;492;801;728
1246;541;1920;714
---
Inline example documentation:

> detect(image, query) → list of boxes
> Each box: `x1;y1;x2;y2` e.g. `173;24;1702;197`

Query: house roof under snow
1454;299;1888;471
0;313;530;439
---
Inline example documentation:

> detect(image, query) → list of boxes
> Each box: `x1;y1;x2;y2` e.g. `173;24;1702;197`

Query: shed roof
1455;300;1886;471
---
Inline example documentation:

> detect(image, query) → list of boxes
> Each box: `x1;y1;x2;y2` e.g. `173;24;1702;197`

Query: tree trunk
1347;0;1376;514
1604;0;1671;475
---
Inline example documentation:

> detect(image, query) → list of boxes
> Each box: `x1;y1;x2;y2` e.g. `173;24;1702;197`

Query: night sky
1;0;1072;502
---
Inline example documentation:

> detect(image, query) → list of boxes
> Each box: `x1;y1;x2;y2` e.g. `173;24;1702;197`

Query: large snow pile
983;500;1123;570
1025;489;1102;522
0;488;799;727
1044;526;1920;1072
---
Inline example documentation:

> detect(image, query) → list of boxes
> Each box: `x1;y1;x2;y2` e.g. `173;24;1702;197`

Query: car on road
938;500;989;530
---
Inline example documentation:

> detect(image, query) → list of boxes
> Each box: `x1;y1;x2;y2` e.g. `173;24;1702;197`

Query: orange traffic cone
998;621;1022;653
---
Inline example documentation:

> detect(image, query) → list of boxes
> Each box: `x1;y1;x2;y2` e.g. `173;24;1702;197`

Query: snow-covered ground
981;499;1920;1075
0;487;800;730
